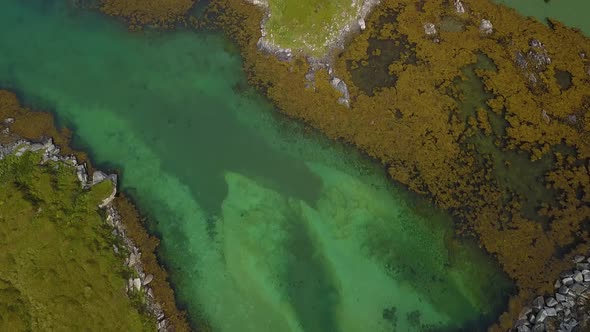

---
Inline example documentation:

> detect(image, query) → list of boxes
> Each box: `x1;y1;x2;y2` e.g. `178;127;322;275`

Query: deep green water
0;1;513;331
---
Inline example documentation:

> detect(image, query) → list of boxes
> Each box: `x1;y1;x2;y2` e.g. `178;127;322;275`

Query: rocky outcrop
512;254;590;332
454;0;465;14
330;77;351;107
304;61;351;107
480;19;493;35
247;0;381;62
513;38;552;90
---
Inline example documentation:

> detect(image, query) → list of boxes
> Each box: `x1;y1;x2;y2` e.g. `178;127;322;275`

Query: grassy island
262;0;366;57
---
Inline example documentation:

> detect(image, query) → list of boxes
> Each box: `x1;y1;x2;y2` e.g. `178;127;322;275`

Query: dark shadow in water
283;215;341;332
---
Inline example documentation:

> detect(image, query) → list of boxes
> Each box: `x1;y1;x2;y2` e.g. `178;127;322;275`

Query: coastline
200;1;590;330
0;90;191;332
3;0;588;331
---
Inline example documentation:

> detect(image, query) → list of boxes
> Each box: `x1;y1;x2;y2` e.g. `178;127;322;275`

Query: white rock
480;19;493;34
98;186;117;208
76;164;88;185
424;23;437;36
454;0;465;14
92;171;108;185
358;18;366;30
133;278;142;291
128;253;137;267
143;274;154;286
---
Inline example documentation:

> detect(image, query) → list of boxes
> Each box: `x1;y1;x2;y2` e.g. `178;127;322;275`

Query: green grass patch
0;151;154;331
264;0;363;57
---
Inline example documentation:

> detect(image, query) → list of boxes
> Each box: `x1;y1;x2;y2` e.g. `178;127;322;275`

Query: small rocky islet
1;0;589;331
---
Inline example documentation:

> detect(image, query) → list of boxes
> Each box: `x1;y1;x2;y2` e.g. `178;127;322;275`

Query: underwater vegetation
199;0;590;330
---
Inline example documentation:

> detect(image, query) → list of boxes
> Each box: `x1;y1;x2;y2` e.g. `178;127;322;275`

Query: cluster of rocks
422;1;493;41
304;61;351;107
512;254;590;332
107;205;168;331
1;120;169;331
514;38;552;88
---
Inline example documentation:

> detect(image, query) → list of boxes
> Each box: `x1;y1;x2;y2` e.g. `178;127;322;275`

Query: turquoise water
495;0;590;35
0;1;512;331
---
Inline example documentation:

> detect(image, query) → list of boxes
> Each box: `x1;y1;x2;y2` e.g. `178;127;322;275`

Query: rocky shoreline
248;0;380;63
512;254;590;332
0;122;169;332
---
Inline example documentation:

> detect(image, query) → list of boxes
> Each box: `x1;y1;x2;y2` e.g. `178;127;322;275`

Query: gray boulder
532;296;545;311
535;309;548;323
330;77;350;107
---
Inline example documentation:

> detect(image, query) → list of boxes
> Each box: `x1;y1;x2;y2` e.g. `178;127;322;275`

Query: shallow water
495;0;590;35
0;1;512;331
